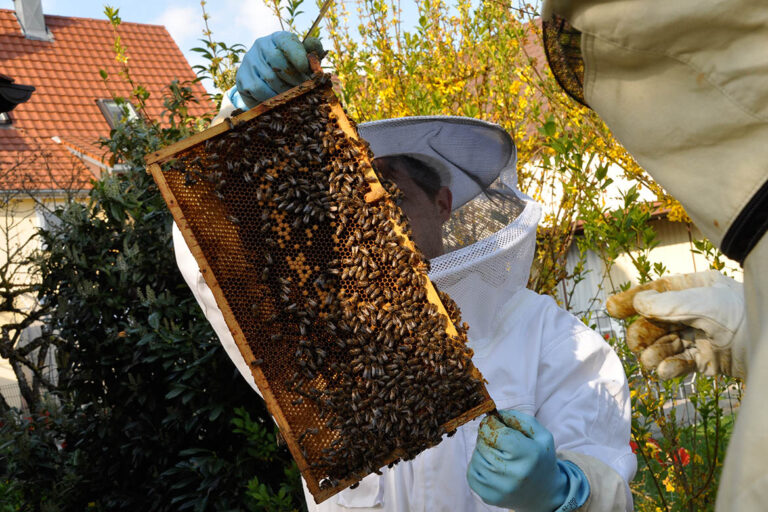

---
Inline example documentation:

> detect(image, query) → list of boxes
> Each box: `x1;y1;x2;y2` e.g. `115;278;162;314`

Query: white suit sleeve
535;314;636;511
211;87;238;127
172;222;260;393
559;450;631;512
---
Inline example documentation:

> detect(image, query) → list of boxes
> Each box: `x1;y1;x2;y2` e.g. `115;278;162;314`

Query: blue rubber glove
232;31;325;110
467;410;590;512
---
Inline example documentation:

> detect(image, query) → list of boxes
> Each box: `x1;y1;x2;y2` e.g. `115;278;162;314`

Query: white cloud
153;4;202;45
150;0;309;93
184;0;313;50
235;0;283;38
197;0;282;49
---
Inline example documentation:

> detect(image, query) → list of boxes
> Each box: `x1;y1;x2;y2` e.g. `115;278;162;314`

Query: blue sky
4;0;321;90
4;0;434;93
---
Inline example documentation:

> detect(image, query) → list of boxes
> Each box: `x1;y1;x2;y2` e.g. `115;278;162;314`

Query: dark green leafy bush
0;12;305;507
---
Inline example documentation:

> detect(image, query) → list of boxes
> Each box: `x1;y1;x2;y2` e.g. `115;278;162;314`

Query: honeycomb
145;72;496;503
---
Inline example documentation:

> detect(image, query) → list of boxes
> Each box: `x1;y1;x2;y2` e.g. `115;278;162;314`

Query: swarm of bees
149;72;494;502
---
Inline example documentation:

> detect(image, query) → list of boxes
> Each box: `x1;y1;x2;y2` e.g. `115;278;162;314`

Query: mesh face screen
146;73;495;502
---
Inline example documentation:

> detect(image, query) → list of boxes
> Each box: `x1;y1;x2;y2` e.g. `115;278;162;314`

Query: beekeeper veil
358;117;542;343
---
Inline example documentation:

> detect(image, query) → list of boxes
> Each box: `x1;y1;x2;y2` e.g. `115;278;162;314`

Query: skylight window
96;99;139;129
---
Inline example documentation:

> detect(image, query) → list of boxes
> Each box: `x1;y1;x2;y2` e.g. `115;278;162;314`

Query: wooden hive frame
145;67;496;503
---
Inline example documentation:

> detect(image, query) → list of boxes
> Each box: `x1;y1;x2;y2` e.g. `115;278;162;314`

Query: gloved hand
607;270;747;380
467;410;590;512
230;31;325;110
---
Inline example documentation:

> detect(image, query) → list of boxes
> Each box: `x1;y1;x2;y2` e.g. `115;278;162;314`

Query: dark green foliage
0;78;305;511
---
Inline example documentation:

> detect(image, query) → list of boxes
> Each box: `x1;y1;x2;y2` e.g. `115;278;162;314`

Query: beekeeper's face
374;158;452;260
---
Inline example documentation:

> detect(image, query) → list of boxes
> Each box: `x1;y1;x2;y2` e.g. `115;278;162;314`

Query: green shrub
0;8;305;510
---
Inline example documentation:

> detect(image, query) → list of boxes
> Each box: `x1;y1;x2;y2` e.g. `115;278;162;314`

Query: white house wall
0;196;59;409
560;219;743;321
520;161;658;222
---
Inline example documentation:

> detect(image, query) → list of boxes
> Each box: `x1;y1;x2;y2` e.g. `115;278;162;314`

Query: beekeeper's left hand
607;270;747;380
229;31;325;111
467;409;590;512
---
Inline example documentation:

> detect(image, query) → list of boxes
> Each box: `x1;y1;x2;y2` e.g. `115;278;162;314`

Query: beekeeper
173;32;636;511
539;2;768;509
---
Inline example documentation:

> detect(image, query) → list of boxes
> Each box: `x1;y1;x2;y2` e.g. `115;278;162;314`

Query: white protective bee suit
540;2;768;509
173;115;636;511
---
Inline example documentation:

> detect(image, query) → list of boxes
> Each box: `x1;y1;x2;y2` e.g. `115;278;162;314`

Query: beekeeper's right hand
607;270;747;380
467;410;590;512
228;31;325;111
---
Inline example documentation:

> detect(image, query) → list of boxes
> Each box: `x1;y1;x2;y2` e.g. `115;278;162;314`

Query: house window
96;99;139;129
0;112;11;125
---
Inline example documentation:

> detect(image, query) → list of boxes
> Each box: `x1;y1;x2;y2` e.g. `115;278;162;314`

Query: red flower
629;441;639;454
672;447;691;467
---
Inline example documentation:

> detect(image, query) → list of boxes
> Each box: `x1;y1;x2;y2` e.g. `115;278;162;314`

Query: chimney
13;0;53;42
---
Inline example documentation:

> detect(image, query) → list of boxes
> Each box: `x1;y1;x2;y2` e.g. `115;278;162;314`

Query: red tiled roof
0;131;93;191
0;9;213;190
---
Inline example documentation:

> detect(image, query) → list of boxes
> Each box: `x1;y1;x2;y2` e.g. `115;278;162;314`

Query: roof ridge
0;8;167;29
